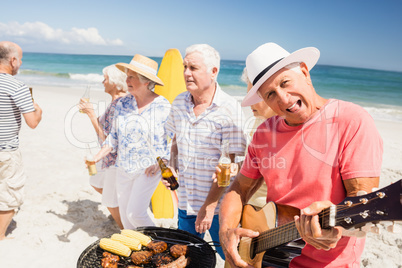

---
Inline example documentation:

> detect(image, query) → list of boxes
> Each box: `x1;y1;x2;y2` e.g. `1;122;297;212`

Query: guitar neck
252;207;332;254
253;221;301;254
242;180;402;262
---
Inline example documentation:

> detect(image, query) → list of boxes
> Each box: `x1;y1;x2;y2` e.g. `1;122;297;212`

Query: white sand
0;85;401;267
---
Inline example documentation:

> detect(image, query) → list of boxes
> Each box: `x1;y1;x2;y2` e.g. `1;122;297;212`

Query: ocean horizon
18;52;402;123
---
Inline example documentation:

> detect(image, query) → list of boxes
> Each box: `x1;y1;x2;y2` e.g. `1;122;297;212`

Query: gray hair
103;65;128;92
137;73;156;91
0;41;19;65
241;67;250;84
185;44;220;79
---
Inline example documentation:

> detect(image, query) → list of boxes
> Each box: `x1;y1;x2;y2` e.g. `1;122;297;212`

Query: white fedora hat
116;54;164;86
241;42;320;107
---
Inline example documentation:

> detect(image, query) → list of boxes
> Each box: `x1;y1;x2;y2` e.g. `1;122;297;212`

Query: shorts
0;149;26;211
89;164;118;208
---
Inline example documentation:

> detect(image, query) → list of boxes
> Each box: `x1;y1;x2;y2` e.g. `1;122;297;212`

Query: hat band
129;60;157;76
252;57;284;86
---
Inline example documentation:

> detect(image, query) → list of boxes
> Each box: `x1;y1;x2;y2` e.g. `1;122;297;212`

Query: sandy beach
0;85;401;267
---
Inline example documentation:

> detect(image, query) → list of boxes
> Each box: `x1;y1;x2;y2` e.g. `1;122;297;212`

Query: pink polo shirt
241;99;383;267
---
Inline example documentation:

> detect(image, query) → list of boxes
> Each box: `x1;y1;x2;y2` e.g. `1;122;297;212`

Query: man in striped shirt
165;44;246;259
0;41;42;240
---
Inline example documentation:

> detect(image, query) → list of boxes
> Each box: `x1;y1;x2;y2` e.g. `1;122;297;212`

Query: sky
1;0;401;72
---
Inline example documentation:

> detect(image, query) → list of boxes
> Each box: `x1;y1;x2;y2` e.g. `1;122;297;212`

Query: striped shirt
0;73;35;151
165;84;247;215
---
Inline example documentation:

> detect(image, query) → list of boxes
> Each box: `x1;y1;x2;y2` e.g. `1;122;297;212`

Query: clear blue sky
1;0;401;72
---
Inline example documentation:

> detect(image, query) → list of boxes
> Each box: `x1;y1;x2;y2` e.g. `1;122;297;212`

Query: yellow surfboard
151;48;186;219
154;48;186;102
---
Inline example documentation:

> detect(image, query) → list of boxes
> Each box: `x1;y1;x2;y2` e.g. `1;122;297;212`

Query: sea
18;52;402;122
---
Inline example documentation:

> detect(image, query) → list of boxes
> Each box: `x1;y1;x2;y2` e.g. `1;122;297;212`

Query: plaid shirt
165;84;246;215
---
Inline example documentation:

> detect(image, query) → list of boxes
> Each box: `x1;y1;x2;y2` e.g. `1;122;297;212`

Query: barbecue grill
77;226;216;268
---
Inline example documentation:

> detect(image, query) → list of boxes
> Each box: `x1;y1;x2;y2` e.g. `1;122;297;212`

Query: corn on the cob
99;238;131;257
121;229;152;246
111;233;142;251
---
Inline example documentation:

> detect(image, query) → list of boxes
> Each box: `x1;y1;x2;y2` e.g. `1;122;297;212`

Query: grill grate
77;226;216;268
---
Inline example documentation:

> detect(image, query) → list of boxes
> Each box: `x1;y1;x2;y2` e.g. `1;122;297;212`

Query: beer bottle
217;140;231;187
156;157;179;190
79;85;91;113
85;144;97;176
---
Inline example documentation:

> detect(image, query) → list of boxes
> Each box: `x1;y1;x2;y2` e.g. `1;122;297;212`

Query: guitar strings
249;195;380;251
251;221;299;252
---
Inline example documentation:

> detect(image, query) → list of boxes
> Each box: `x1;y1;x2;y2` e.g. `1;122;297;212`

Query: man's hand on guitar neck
294;200;343;250
294;178;379;250
219;227;259;268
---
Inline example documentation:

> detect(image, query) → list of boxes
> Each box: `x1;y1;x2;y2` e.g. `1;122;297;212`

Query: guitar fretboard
253;221;300;254
251;207;332;254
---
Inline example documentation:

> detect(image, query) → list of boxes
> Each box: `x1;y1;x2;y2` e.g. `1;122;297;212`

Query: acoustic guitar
238;179;402;267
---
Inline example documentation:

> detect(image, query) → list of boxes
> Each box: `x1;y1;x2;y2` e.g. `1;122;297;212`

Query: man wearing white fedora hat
219;43;383;267
164;44;246;260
